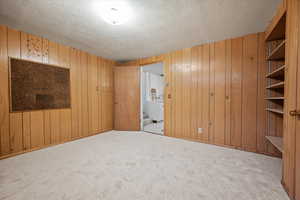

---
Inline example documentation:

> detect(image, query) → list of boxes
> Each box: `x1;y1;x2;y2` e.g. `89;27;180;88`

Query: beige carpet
0;131;289;200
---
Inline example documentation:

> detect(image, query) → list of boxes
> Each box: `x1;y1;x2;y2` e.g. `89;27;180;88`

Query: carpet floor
0;131;289;200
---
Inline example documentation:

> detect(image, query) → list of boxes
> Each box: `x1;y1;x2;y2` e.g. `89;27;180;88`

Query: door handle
289;110;300;116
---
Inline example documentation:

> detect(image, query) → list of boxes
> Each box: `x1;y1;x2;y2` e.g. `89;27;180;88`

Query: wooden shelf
266;108;284;115
266;65;285;79
266;81;285;89
265;97;285;100
266;136;283;153
265;13;286;41
267;40;286;61
264;2;285;157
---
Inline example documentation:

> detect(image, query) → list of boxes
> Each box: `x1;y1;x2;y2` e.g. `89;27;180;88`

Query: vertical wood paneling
191;47;199;139
0;23;274;165
202;44;210;141
175;51;183;138
77;52;83;137
231;37;243;148
43;111;51;145
196;46;203;140
214;41;226;145
22;112;31;150
8;28;23;153
242;34;258;152
256;33;267;154
0;25;10;155
225;40;232;146
48;41;61;144
58;44;70;68
30;111;44;148
80;52;89;137
102;93;113;131
119;32;273;157
209;43;215;143
0;25;114;160
88;54;99;134
170;52;176;138
98;58;103;132
100;60;116;132
58;44;72;141
182;48;191;138
164;54;171;136
70;48;79;139
9;113;22;153
50;110;60;143
42;38;51;145
20;31;45;149
48;41;59;65
59;110;72;142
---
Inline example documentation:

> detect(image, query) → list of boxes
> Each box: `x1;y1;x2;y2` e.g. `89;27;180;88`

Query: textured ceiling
0;0;280;61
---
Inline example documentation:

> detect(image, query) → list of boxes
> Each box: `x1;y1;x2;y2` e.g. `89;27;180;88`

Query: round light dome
93;1;132;25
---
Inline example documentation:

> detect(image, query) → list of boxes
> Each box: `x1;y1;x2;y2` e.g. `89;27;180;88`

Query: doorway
140;62;164;135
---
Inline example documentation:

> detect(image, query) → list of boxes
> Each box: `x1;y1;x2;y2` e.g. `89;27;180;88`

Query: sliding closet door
114;66;140;131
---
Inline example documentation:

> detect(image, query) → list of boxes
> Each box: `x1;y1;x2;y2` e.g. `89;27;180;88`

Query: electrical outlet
198;128;203;134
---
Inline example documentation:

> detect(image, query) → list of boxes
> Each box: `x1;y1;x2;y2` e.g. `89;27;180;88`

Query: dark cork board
10;58;71;112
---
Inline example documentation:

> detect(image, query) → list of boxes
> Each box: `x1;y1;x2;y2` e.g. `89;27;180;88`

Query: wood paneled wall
120;33;278;156
0;25;114;159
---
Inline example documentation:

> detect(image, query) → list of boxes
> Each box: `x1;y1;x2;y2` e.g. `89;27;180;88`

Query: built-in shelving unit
267;40;286;61
265;97;285;100
265;11;286;154
266;136;283;153
265;65;285;78
266;108;284;115
266;81;285;89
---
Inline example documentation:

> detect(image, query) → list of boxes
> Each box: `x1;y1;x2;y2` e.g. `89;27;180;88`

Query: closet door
296;67;300;200
87;55;99;134
295;17;300;199
100;59;114;131
284;0;299;198
114;66;140;131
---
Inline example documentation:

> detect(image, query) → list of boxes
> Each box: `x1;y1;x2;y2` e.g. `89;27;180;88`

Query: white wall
144;72;164;102
141;62;164;123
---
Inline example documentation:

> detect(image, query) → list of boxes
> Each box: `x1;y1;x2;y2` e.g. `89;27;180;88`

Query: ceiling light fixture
93;1;132;25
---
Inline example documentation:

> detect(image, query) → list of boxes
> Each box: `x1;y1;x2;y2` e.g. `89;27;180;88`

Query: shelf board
266;136;283;153
267;40;286;61
266;108;284;115
266;81;285;89
265;97;285;100
266;65;285;79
